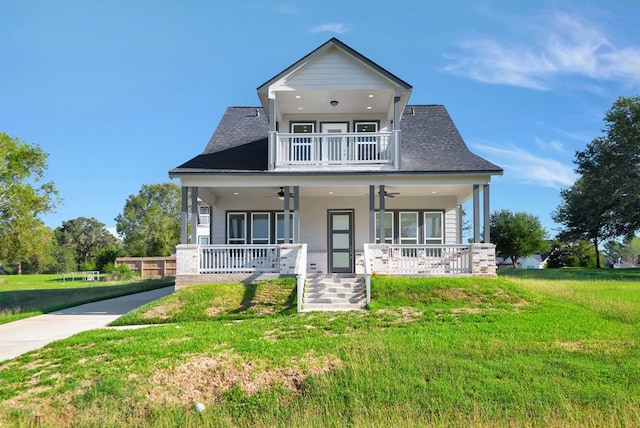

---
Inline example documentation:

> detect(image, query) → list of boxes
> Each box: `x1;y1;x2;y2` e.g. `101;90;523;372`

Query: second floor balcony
270;130;399;170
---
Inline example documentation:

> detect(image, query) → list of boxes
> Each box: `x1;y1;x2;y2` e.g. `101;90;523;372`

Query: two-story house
170;38;502;311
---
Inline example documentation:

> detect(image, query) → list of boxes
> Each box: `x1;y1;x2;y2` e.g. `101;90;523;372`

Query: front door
321;122;348;161
328;210;354;273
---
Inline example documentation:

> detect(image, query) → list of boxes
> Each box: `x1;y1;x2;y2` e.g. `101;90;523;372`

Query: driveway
0;286;174;362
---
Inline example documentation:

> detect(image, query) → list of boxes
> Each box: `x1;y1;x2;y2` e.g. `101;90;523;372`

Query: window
424;212;443;244
198;236;210;245
198;206;210;225
291;122;314;161
375;212;394;243
227;213;246;244
399;212;419;245
276;212;294;244
355;122;378;161
251;213;270;244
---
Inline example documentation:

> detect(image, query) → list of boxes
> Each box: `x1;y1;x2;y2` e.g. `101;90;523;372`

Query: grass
0;274;174;325
1;271;639;426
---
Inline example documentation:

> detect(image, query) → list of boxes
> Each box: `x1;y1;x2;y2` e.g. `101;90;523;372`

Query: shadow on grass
498;268;640;281
0;280;174;316
227;282;297;316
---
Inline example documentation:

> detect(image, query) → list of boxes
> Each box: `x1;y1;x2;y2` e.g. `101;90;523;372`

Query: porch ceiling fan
364;190;401;198
275;187;294;199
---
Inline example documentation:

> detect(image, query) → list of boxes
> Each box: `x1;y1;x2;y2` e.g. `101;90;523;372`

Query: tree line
1;131;182;274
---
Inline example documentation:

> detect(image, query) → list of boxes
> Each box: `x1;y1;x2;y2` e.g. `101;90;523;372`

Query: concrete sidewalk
0;286;174;362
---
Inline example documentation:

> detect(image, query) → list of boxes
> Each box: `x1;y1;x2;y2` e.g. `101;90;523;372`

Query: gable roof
169;105;502;175
257;38;412;94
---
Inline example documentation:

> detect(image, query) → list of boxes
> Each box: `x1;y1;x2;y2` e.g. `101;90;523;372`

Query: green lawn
0;274;174;324
1;271;639;427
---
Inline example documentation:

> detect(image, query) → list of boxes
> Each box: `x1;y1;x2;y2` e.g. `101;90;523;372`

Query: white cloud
273;4;297;14
309;23;350;35
472;142;577;189
444;11;640;90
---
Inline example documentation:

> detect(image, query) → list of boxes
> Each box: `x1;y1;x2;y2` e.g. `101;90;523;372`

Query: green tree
552;178;615;268
547;239;596;268
56;217;118;269
554;95;640;267
490;210;547;268
0;133;60;273
115;183;181;256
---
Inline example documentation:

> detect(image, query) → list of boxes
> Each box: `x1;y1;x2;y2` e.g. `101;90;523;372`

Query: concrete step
301;302;366;312
302;274;366;312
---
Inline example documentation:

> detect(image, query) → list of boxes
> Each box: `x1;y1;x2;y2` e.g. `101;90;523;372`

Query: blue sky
2;0;639;238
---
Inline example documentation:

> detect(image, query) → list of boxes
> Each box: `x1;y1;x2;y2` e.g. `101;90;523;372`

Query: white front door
321;123;348;161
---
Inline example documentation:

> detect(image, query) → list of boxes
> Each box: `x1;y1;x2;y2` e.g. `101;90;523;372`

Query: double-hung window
424;212;443;245
251;213;270;244
276;212;294;244
227;213;246;244
355;122;378;161
198;206;210;225
375;212;394;244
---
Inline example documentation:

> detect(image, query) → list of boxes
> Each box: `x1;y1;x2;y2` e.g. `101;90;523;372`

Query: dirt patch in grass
554;339;631;355
141;301;183;321
436;288;483;302
148;350;343;405
376;307;424;323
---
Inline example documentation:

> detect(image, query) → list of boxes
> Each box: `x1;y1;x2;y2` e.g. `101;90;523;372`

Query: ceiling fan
364;190;401;198
276;187;294;199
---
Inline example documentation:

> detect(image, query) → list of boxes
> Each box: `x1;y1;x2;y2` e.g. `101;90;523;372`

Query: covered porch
174;179;495;275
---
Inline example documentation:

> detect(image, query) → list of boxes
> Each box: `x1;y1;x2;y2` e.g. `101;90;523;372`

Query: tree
56;217;118;269
552;178;615;268
547;239;595;268
0;133;60;273
490;210;547;268
554;95;640;266
115;183;181;256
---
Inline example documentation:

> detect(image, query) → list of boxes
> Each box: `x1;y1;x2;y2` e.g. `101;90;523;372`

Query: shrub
95;247;120;272
106;264;139;281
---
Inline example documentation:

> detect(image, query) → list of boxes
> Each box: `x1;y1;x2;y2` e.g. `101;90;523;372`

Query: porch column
268;98;277;170
483;185;491;243
283;185;290;243
369;185;375;243
293;186;300;243
379;185;386;242
473;184;480;244
191;187;198;244
181;187;188;244
393;96;401;169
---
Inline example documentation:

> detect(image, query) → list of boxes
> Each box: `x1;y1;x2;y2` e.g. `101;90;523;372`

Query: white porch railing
275;132;394;168
199;245;280;274
364;244;472;275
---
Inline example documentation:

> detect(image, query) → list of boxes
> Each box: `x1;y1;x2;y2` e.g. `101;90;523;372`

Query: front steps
302;274;366;312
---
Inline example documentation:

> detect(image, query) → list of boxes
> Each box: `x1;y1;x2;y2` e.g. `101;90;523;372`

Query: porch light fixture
330;100;339;106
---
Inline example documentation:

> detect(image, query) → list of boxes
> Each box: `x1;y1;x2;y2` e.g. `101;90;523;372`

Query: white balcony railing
200;245;280;274
274;132;395;168
364;244;472;275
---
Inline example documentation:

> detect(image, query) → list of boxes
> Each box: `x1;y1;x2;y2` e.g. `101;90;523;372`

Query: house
169;38;503;311
496;254;548;269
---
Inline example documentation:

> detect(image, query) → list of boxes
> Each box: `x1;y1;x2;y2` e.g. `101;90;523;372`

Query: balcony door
291;122;314;161
321;122;348;162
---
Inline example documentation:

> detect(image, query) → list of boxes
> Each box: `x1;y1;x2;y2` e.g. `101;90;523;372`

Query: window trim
424;211;444;245
275;212;294;244
251;212;270;244
227;212;247;244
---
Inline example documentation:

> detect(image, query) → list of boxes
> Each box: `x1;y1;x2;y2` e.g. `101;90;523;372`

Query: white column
473;184;480;244
379;185;386;242
191;187;198;245
369;185;375;243
181;187;188;244
483;185;490;243
283;186;290;243
293;186;300;243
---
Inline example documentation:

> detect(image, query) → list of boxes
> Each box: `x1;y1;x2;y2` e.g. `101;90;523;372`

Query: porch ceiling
275;89;394;118
199;184;472;203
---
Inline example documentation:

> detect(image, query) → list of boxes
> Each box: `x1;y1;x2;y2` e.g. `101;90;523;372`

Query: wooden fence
115;256;176;278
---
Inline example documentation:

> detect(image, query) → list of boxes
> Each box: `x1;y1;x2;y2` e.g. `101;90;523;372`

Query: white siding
275;50;392;91
206;194;461;248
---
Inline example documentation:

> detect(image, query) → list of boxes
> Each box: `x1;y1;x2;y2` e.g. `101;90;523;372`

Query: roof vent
411;107;415;116
256;109;260;117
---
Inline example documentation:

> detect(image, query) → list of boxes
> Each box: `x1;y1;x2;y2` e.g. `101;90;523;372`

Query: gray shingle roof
169;105;502;175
